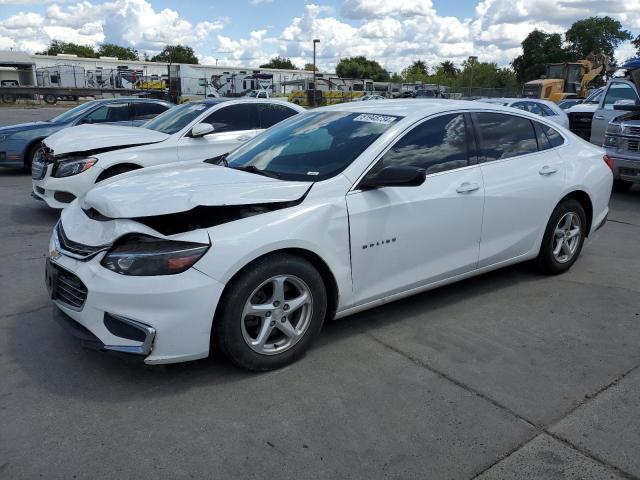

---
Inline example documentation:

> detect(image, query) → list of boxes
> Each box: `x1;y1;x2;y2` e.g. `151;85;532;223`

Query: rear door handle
539;165;558;176
456;182;480;194
236;135;251;142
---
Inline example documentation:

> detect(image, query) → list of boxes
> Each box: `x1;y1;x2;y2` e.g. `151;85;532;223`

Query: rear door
591;80;640;145
177;103;259;161
472;112;566;267
347;112;484;304
78;102;132;126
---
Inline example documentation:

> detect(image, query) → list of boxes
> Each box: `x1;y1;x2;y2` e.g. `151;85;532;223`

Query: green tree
402;60;429;82
565;16;631;60
512;30;572;83
150;45;199;64
632;35;640;57
437;61;458;78
335;56;390;81
304;63;318;72
260;56;298;70
390;72;403;83
97;43;139;61
38;40;96;58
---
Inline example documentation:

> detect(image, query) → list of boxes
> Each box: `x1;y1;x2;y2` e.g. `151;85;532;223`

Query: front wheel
214;254;327;371
536;199;586;275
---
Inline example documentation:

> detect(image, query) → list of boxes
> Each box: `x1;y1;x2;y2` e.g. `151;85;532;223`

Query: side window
512;101;542;116
537;104;556;116
380;113;469;175
132;102;169;121
603;83;639;110
203;104;257;132
257;103;299;129
541;124;564;148
473;112;538;161
83;103;129;123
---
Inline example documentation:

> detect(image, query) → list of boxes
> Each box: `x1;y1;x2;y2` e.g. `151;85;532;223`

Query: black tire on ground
612;179;633;193
214;253;327;371
24;141;43;173
95;165;137;183
536;198;587;275
1;94;16;104
43;94;57;105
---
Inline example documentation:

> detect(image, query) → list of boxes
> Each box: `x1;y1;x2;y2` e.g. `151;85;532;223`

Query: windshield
585;89;603;104
144;103;209;135
226;111;401;181
49;101;100;123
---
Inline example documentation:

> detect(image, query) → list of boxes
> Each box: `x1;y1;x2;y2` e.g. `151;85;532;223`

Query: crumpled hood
83;162;312;218
0;121;51;134
615;110;640;123
567;103;598;114
44;124;169;155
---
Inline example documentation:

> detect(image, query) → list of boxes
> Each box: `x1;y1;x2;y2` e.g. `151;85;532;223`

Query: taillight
603;154;614;171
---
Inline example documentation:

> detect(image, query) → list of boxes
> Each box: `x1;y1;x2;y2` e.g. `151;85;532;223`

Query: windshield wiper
231;165;281;179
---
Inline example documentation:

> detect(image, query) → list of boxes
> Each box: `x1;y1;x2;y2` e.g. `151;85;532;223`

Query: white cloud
0;0;638;72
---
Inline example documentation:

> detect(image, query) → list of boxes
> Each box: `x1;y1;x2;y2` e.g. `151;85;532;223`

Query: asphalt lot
1;107;639;479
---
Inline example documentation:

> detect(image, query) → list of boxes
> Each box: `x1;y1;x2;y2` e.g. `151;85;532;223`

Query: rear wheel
536;199;586;275
612;179;632;193
214;254;327;371
43;94;57;105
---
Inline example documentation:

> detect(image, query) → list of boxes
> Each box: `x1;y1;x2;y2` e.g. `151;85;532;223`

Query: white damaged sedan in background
32;98;304;208
46;100;612;371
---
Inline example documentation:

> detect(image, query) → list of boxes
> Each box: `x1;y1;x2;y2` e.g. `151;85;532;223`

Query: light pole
312;39;320;106
468;55;478;97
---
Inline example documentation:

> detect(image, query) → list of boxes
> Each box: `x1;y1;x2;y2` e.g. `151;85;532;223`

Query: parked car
558;99;583;110
0;98;172;171
47;99;612;371
477;98;569;128
603;108;640;192
589;61;640;146
565;87;605;140
353;94;385;101
32;98;305;208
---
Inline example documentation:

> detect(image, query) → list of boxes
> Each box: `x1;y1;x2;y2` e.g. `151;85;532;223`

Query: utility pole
313;39;320;107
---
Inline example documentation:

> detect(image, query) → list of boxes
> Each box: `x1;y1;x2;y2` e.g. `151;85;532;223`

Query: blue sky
0;0;637;72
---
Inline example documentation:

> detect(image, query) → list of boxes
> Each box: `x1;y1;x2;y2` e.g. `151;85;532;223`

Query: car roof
94;97;171;104
319;99;497;120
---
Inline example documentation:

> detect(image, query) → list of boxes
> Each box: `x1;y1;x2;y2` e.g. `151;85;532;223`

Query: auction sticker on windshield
353;114;398;124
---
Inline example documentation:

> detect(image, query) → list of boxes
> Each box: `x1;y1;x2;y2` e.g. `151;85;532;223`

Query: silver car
0;97;172;171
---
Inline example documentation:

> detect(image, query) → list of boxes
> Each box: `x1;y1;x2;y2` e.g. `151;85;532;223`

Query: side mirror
191;123;215;137
358;166;426;190
80;117;93;125
613;100;640;112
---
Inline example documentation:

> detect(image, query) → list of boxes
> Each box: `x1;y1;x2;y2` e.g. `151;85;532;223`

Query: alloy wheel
241;275;313;355
552;212;582;263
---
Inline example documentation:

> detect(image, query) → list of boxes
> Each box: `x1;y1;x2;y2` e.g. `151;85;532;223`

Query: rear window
133;102;169;120
472;112;538;161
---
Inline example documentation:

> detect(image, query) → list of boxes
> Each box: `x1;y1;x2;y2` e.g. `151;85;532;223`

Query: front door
177;103;259;161
347;113;484;305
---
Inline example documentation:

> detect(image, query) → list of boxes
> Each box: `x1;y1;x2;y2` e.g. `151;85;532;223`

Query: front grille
56;222;110;260
569;112;594;141
50;263;88;310
625;126;640;136
625;139;640;152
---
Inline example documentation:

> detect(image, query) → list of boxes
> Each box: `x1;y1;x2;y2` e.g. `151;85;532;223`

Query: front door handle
456;182;480;194
539;165;558;176
236;135;251;142
594;115;605;120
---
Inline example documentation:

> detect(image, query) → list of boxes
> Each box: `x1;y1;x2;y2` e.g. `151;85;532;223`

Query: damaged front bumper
32;162;103;209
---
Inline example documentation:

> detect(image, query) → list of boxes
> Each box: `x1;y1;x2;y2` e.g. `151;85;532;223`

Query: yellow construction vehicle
522;53;609;102
288;89;364;107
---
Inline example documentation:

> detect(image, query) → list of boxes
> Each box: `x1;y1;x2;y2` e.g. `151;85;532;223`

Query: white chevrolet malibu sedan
32;98;304;208
46;100;612;371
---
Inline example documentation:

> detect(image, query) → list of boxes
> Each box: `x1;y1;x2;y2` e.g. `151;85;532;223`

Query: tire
95;165;136;183
536;199;587;275
24;141;44;173
43;94;57;105
612;179;632;193
1;94;16;104
214;253;327;371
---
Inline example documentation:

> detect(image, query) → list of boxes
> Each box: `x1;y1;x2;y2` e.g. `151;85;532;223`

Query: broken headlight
53;157;98;178
101;234;210;276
